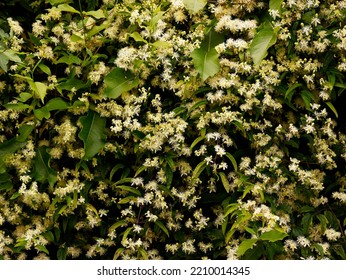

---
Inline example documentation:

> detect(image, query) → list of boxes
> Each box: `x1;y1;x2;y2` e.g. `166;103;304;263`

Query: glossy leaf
103;67;139;99
44;97;70;111
250;27;278;65
191;31;224;81
32;146;57;187
78;110;106;160
269;0;284;13
237;238;258;257
259;229;288;242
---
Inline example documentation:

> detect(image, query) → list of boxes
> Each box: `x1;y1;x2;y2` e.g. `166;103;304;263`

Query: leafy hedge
0;0;346;259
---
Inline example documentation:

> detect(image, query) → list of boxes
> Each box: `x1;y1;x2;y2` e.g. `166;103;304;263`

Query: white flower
297;236;311;248
324;228;341;241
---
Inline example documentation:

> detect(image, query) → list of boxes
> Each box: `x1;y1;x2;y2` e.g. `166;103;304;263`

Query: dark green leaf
34;107;50;120
57;247;67;260
17;124;34;142
155;221;170;237
326;102;338;118
44;97;70;111
259;229;288;242
78;110;106;160
32;146;57;186
103;68;139;99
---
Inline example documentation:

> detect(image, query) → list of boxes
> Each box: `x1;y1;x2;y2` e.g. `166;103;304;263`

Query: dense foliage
0;0;346;260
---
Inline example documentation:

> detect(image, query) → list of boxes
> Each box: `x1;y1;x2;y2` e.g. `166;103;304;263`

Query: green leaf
130;32;148;43
34;107;50;120
16;92;33;103
113;248;125;260
17;124;34;142
190;128;206;150
134;165;147;177
78;110;106;160
36;245;49;255
109;220;127;233
44;97;70;111
0;173;13;192
0;53;9;72
0;50;21;72
56;54;82;65
38;63;52;75
191;160;207;182
32;146;57;187
103;68;139;99
326;102;338;118
84;9;105;19
165;164;173;189
114;185;141;196
224;203;239;218
155;221;170;237
250;27;278;65
121;227;132;243
3;103;31;111
56;4;79;13
285;83;303;99
237;238;258;257
225;152;238;171
151;41;172;48
269;0;284;13
138;247;148;259
219;172;230;193
118;196;137;204
191;31;223;81
57;78;89;94
316;214;328;234
47;0;73;5
28;81;48;103
183;0;207;14
57;247;67;260
259;229;288;242
109;163;125;180
10;192;20;200
87;23;107;38
333;244;346;259
0;138;26;173
188;100;208;114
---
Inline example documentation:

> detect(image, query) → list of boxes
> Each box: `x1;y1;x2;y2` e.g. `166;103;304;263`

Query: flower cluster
0;0;346;260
